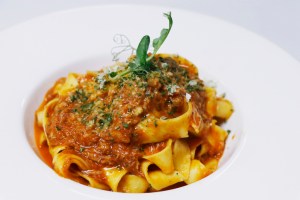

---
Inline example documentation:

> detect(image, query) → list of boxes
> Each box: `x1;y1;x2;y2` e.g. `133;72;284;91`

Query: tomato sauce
34;55;224;187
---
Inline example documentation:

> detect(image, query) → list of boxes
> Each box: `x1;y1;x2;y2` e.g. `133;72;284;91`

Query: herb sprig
147;12;173;62
109;12;173;81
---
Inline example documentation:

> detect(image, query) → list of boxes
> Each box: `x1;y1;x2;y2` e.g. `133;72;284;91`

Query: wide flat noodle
118;175;149;193
42;98;59;141
103;167;127;192
143;139;174;174
135;102;192;144
185;159;207;184
52;146;89;178
36;110;44;127
205;87;217;118
142;139;193;190
77;171;110;190
206;120;228;150
141;160;184;191
204;158;219;174
37;131;47;147
173;139;191;180
188;137;202;159
216;98;234;119
58;73;78;96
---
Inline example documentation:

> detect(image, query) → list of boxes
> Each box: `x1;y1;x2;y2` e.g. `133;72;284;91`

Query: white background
0;0;299;61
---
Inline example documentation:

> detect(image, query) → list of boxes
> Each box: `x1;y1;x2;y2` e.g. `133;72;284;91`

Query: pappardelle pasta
34;12;233;193
35;54;233;193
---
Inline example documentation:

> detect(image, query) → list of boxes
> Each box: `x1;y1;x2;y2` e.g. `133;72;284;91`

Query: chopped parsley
80;102;94;112
71;88;88;102
122;122;129;129
104;113;113;124
80;147;85;152
167;84;179;94
186;83;202;93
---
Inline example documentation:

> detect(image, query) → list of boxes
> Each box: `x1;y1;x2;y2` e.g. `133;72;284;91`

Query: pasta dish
34;13;233;193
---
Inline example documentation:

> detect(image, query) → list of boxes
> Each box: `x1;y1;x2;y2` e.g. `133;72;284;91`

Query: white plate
0;5;299;200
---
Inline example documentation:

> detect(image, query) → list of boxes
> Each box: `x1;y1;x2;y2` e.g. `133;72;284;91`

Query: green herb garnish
186;84;202;93
122;122;129;129
80;102;94;112
104;113;113;124
80;147;85;152
109;12;173;81
147;12;173;62
109;71;118;78
135;35;151;67
97;113;113;129
71;89;88;102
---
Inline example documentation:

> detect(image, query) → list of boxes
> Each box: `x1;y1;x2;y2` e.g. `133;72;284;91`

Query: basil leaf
135;35;150;66
147;12;173;62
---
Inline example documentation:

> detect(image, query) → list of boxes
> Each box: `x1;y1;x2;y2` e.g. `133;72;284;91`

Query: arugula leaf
147;12;173;62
